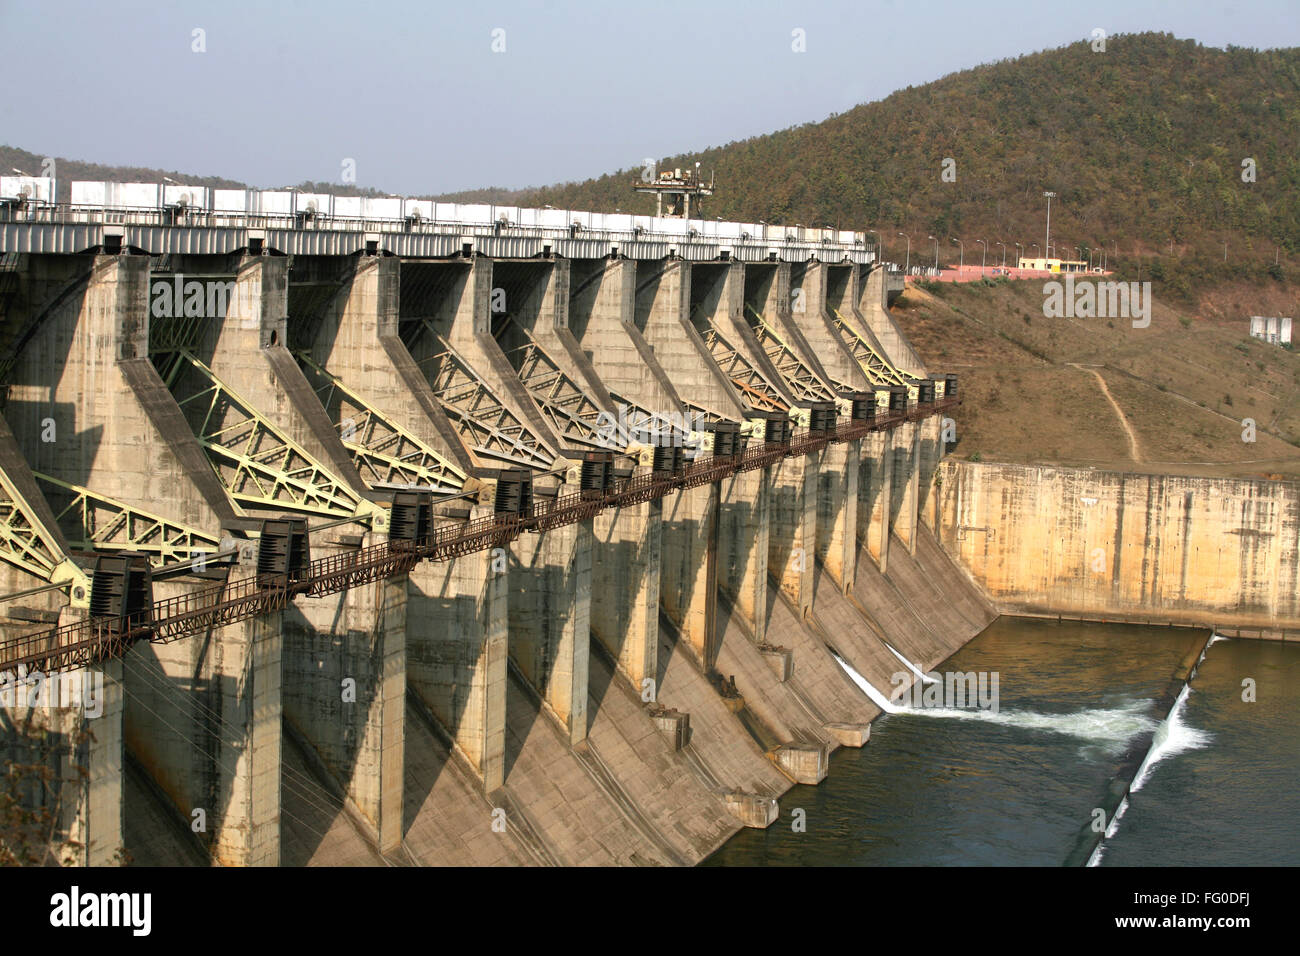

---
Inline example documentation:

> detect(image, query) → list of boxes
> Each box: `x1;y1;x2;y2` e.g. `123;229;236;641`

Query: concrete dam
1;184;986;866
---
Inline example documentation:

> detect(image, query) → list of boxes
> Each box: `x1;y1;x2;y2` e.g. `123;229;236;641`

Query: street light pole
867;229;880;262
996;241;1006;268
928;235;939;272
976;239;987;276
1043;191;1056;264
898;233;911;273
1015;242;1023;268
951;237;964;272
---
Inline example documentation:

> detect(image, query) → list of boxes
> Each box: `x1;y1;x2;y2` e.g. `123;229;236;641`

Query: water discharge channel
705;617;1299;867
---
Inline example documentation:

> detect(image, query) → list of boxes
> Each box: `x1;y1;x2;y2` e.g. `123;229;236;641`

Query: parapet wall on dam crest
935;460;1300;637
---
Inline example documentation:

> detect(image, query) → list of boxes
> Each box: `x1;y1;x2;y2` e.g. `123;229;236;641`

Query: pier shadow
404;584;499;797
120;638;258;866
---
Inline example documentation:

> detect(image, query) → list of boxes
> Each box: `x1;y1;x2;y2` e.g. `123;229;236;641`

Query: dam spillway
0;186;976;866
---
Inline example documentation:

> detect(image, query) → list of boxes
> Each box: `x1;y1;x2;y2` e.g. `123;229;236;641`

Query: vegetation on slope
474;33;1300;306
895;277;1300;478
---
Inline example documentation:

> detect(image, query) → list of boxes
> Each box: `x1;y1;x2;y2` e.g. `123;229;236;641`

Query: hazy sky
3;0;1297;195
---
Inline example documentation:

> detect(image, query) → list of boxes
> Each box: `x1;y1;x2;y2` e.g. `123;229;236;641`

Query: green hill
487;33;1300;303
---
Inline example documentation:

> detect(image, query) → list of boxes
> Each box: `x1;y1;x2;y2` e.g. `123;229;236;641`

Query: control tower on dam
0;181;986;866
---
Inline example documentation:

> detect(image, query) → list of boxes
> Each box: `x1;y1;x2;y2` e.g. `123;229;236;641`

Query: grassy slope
895;278;1300;478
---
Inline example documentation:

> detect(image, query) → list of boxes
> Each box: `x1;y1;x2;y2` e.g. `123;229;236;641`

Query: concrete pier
591;500;661;689
769;453;816;616
406;554;508;792
891;424;921;555
858;265;928;377
817;437;860;592
282;541;407;852
721;467;772;639
862;432;894;572
659;481;719;666
126;592;283;866
509;519;593;746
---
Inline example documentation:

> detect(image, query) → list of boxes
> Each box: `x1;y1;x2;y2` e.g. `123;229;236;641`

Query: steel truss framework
34;472;221;564
698;323;789;413
295;352;468;494
0;466;91;598
829;308;912;386
157;350;377;520
744;305;843;400
498;323;628;451
607;396;700;451
413;322;557;469
496;319;691;451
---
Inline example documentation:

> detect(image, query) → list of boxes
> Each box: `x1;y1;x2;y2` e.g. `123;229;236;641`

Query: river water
704;618;1299;867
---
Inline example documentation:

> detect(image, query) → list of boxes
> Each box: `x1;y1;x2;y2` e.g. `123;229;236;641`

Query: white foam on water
831;651;1157;746
882;641;939;685
1086;843;1105;867
899;698;1157;746
1130;684;1212;792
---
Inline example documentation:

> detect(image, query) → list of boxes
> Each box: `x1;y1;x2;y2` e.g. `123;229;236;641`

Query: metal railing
0;398;959;674
0;202;871;256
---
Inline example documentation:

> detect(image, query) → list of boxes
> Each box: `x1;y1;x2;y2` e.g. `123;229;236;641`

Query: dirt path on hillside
1070;363;1143;462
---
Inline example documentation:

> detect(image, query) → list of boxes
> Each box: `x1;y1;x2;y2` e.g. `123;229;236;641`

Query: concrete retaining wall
935;460;1300;636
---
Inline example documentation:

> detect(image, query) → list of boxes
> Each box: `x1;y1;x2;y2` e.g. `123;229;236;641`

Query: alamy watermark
891;670;1000;714
1;666;105;718
150;274;246;319
49;886;150;936
594;405;707;448
1043;274;1151;328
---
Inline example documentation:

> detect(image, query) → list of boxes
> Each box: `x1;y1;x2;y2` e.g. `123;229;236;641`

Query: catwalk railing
0;397;957;674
